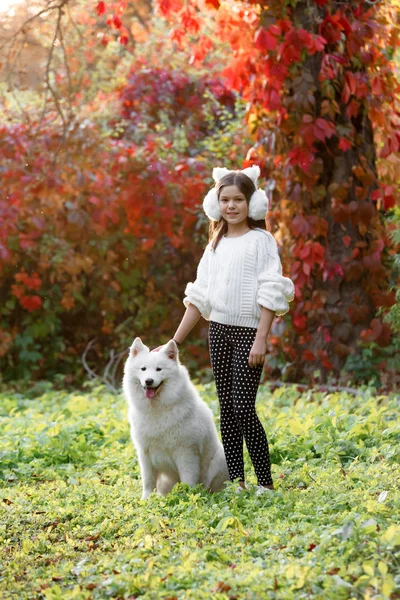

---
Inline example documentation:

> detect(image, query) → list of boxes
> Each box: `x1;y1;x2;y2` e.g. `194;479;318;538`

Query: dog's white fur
123;338;229;500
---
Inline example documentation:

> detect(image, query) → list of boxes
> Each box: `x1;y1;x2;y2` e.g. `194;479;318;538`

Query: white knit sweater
183;228;295;328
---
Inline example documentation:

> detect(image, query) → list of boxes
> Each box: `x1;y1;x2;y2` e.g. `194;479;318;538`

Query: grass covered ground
0;382;399;599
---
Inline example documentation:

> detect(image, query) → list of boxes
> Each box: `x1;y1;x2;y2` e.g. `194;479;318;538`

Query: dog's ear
163;339;178;361
130;337;149;357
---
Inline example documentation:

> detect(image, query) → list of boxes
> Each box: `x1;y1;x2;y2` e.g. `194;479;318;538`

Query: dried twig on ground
82;338;128;394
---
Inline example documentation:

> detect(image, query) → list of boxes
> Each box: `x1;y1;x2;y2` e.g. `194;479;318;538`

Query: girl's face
219;185;248;225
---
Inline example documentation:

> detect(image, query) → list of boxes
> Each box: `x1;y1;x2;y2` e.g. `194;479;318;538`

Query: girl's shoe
255;485;275;496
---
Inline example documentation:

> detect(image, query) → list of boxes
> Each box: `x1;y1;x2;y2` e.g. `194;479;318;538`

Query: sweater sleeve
256;232;295;317
183;244;212;320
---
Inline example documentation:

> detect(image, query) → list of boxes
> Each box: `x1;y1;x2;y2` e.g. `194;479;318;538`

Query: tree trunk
259;0;393;383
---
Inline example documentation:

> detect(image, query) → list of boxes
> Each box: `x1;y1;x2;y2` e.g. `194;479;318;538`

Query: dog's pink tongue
146;387;156;399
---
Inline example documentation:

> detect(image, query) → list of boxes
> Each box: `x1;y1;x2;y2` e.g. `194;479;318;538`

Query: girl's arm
249;306;275;367
173;303;202;345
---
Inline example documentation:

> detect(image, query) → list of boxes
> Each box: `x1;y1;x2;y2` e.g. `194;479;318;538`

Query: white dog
123;338;229;500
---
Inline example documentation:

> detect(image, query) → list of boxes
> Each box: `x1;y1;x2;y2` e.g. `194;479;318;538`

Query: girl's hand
249;338;267;368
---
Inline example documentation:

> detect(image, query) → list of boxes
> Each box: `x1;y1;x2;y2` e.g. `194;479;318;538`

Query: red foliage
0;51;241;381
118;63;236;144
20;296;42;312
149;0;400;383
97;1;106;16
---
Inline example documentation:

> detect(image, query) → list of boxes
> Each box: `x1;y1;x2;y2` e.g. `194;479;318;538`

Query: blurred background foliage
0;0;399;391
0;0;250;385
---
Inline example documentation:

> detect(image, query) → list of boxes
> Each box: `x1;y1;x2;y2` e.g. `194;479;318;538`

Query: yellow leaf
378;561;388;576
382;574;395;597
363;564;374;577
22;539;33;553
380;525;400;545
295;571;306;589
286;564;295;579
35;422;47;433
144;535;153;549
303;415;314;435
289;419;304;435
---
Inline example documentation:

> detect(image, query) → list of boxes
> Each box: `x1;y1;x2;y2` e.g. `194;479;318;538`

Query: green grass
0;382;399;599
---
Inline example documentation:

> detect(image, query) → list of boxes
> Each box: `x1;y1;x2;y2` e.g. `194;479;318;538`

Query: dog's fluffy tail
206;446;230;493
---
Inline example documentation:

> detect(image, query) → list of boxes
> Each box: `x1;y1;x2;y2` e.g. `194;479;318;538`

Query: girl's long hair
208;172;267;250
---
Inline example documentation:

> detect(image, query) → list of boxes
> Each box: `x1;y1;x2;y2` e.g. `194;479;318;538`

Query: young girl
171;165;295;493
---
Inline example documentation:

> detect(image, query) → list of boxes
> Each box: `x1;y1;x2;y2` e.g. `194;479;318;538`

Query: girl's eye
156;368;162;372
141;367;146;371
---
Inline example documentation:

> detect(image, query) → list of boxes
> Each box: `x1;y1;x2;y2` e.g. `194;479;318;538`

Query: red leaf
318;349;333;370
312;242;325;259
97;1;105;16
288;147;314;172
292;215;310;237
313;118;336;142
343;235;351;248
180;7;200;34
302;350;315;361
255;28;278;51
338;138;352;152
20;295;42;312
269;24;281;36
308;543;317;551
383;194;395;210
365;319;383;341
205;0;220;8
342;83;351;105
119;34;129;45
294;314;307;330
262;87;281;110
346;100;359;119
113;15;122;29
346;72;357;95
312;35;327;52
299;244;311;259
297;28;314;50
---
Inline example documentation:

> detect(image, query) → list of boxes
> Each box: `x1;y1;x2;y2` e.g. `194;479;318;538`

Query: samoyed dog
123;338;229;500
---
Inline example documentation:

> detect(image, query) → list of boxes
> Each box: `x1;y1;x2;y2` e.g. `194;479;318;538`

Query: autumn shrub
0;71;249;384
118;61;236;144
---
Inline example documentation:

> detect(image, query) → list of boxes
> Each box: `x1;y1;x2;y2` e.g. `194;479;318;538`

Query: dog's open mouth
145;384;162;399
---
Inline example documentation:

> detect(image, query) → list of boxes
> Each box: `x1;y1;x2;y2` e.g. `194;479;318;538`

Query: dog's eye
141;367;146;371
156;368;162;372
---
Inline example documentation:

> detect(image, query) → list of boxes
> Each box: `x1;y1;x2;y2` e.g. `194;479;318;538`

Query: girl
171;165;295;493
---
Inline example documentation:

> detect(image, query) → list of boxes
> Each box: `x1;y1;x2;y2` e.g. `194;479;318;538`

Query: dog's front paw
141;490;152;500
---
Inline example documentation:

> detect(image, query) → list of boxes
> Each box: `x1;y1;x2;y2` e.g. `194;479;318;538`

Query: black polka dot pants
208;321;273;487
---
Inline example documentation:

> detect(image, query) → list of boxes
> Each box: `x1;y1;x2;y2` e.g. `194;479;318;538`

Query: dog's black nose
145;378;154;387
